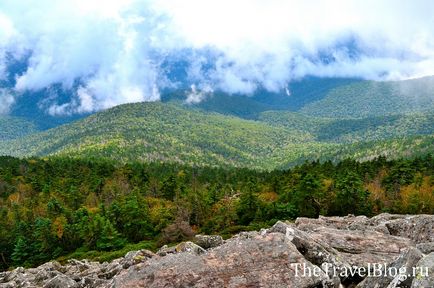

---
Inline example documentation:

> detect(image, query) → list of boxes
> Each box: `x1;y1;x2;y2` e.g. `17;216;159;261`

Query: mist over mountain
1;0;434;118
2;2;434;284
0;0;433;175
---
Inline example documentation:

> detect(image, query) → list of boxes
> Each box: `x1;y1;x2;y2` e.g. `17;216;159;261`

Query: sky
1;0;434;114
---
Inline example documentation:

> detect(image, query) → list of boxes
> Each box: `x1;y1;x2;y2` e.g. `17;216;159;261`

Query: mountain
1;74;434;169
161;76;434;120
3;56;359;129
0;115;40;141
259;110;434;143
3;75;434;131
299;76;434;118
162;77;359;119
0;102;313;169
1;59;88;130
0;101;433;169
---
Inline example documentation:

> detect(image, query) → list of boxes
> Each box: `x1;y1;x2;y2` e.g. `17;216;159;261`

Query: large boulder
111;232;333;288
269;221;350;285
295;214;370;231
382;215;434;244
284;217;413;266
362;213;434;244
301;225;412;267
271;216;421;287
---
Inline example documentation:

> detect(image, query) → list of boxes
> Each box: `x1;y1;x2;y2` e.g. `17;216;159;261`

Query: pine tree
161;175;177;200
236;181;259;225
11;237;30;267
332;171;370;215
79;213;126;251
293;173;323;218
95;216;125;251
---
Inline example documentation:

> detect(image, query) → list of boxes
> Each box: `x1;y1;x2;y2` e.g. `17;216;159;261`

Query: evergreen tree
161;175;177;200
332;171;371;215
236;181;259;225
85;214;125;251
11;237;31;267
96;216;125;251
32;218;56;263
293;173;323;218
382;161;415;197
109;193;153;242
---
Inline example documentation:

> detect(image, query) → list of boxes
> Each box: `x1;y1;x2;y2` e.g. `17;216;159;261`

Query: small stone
175;241;206;255
193;234;224;249
120;249;155;269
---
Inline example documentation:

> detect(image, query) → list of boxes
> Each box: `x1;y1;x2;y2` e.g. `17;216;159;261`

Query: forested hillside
300;76;434;118
1;101;433;169
0;102;313;170
260;111;434;143
0;155;433;270
170;78;359;119
0;116;39;141
3;76;434;134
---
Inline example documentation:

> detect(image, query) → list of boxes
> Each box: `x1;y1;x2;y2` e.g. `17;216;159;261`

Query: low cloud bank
1;0;433;114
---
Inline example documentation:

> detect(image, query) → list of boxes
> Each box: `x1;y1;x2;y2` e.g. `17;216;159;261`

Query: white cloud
1;0;434;114
185;84;213;104
0;89;14;115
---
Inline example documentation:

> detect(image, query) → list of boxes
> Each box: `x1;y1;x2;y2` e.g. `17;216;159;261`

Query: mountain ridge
4;75;434;131
1;101;433;170
1;76;434;169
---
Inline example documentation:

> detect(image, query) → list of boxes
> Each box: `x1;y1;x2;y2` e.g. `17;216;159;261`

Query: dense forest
300;76;434;118
1;155;433;270
0;116;38;141
1;102;433;170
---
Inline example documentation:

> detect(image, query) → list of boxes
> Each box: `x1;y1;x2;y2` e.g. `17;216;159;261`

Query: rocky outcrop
1;214;434;288
114;232;334;288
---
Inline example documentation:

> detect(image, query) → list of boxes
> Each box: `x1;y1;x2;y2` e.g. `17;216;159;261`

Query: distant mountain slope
0;116;39;140
162;76;434;121
162;91;275;120
2;76;433;134
1;58;88;130
3;76;356;131
0;101;433;169
314;134;434;166
183;78;359;118
300;76;434;118
0;102;314;169
2;74;434;170
259;111;434;143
